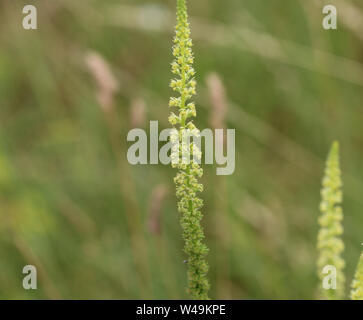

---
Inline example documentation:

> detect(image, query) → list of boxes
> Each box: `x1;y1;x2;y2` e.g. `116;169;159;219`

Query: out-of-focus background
1;0;363;299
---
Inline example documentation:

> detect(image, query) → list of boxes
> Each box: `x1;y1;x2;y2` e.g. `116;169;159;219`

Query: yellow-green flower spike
317;141;345;300
351;251;363;300
168;0;210;299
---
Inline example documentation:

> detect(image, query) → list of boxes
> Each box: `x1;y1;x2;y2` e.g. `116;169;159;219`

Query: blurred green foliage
1;0;363;299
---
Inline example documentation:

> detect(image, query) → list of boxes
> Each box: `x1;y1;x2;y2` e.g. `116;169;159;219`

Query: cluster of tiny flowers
351;251;363;300
168;0;209;300
317;141;345;300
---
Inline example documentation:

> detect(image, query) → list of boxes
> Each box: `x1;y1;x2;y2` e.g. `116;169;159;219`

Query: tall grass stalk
168;0;210;299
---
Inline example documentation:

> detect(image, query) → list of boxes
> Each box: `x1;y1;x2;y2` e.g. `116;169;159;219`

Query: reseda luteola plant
351;251;363;300
317;141;345;300
168;0;210;299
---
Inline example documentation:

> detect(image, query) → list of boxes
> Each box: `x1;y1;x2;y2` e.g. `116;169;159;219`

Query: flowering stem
317;141;345;300
351;251;363;300
168;0;210;300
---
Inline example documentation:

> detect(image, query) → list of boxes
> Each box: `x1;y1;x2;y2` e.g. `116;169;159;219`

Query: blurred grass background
1;0;363;299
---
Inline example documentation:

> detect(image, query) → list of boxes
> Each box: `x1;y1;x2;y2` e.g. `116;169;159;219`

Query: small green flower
351;251;363;300
168;0;210;300
317;141;345;300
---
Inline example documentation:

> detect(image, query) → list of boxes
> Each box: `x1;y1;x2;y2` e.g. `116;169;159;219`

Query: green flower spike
351;251;363;300
317;141;345;300
168;0;210;300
